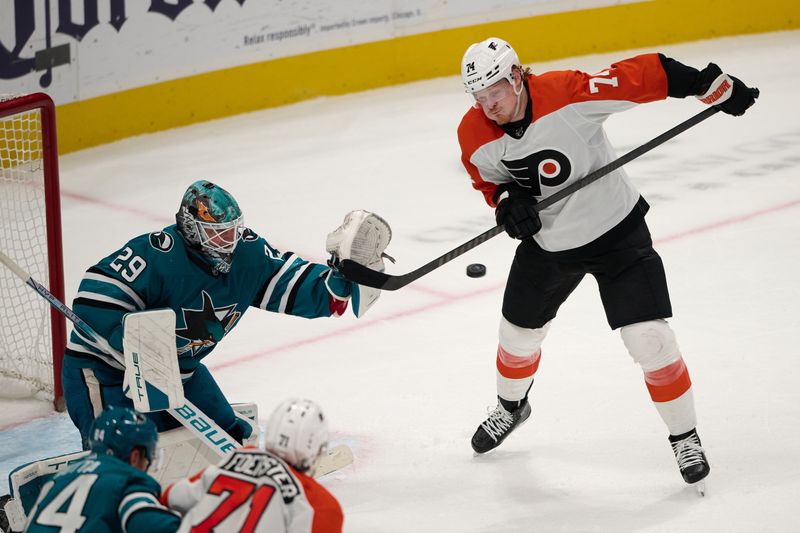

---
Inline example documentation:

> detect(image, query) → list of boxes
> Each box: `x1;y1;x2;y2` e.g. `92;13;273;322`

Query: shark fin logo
176;291;241;357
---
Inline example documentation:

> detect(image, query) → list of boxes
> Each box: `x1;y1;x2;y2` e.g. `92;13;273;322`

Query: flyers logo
149;231;174;252
501;150;572;196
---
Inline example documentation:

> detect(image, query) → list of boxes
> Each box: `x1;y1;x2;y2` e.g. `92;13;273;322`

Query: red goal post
0;93;66;410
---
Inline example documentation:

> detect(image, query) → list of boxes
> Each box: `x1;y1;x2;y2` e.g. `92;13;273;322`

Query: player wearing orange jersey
162;399;343;532
459;37;757;489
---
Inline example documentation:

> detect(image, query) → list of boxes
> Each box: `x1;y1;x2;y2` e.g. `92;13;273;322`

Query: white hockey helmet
264;398;329;474
461;37;520;93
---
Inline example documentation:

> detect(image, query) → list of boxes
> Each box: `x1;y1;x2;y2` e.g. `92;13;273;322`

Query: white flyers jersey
162;447;343;533
458;53;669;252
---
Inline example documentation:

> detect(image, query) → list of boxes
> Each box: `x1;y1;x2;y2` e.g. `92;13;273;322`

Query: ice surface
2;29;799;532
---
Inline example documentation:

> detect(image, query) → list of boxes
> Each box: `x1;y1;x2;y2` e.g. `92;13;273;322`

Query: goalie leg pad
122;309;184;413
8;450;91;516
154;402;259;487
152;427;221;488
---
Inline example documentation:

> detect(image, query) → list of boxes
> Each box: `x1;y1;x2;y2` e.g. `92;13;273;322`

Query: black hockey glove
695;63;759;116
494;186;542;240
225;417;254;445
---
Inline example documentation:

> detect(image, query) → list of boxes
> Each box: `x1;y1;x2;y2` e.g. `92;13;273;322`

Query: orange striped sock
644;357;692;402
496;346;541;380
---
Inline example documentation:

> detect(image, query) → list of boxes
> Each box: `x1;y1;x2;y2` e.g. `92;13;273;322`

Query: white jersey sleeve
163;447;341;533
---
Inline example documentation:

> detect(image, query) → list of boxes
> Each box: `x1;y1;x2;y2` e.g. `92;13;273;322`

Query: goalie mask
461;37;520;93
264;398;329;475
176;180;244;274
89;406;158;466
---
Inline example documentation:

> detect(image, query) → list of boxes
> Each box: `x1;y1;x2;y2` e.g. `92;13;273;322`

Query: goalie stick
0;248;241;457
0;250;353;478
315;444;355;477
338;106;721;290
122;310;353;478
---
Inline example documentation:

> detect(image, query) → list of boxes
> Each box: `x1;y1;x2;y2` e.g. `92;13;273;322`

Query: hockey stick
0;249;239;456
339;106;721;290
121;310;353;475
315;444;355;477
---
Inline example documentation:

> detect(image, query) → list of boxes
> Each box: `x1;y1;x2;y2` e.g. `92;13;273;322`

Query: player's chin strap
325;209;394;318
511;70;525;119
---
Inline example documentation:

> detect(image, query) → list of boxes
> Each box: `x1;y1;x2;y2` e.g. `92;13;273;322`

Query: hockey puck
466;263;487;278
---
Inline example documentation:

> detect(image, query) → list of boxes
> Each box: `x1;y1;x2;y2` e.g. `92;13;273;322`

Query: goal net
0;93;66;409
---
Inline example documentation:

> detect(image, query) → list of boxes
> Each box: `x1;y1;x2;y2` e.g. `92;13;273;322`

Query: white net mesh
0;97;56;400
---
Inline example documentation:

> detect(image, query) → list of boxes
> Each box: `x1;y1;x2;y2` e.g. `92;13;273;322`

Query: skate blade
472;448;497;457
693;480;706;497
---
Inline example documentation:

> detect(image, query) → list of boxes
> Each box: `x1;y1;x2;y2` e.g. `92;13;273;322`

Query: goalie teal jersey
63;225;351;377
25;453;180;533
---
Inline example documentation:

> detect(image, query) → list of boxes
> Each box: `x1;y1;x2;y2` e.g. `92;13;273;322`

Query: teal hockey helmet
176;180;244;274
88;406;158;464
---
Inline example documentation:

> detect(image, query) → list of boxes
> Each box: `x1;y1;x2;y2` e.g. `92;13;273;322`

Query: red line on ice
211;197;800;372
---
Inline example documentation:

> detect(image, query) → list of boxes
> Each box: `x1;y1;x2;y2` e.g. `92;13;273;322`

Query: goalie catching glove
325;210;394;318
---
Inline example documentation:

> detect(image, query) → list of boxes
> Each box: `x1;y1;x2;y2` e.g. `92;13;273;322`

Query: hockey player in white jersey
162;398;343;532
458;37;758;488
